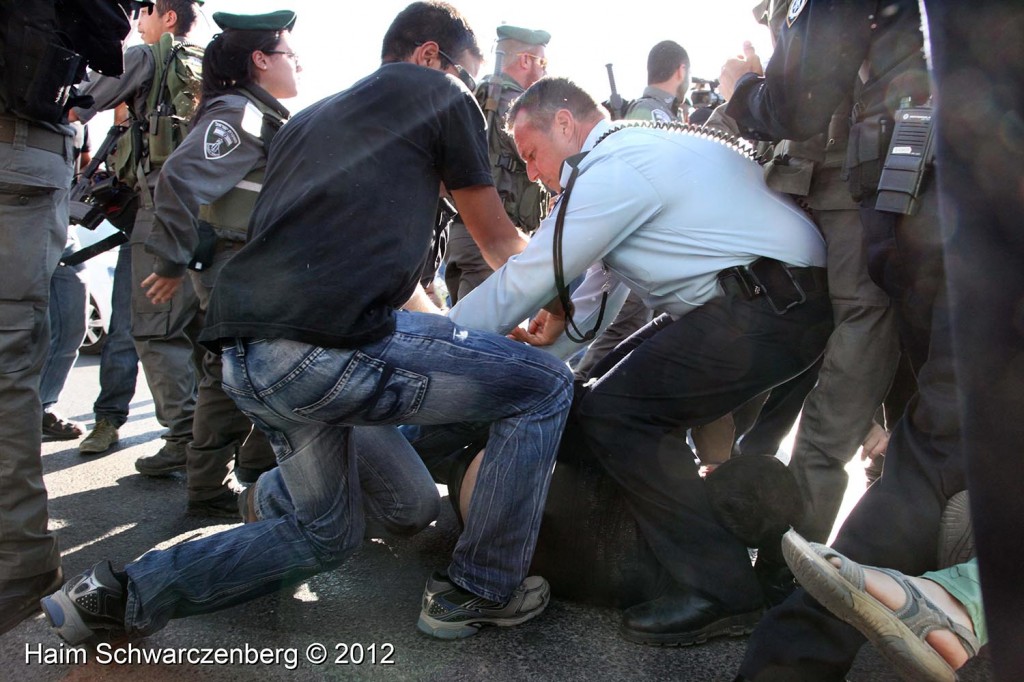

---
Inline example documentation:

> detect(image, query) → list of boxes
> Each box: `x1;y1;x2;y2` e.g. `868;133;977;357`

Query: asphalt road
1;354;993;681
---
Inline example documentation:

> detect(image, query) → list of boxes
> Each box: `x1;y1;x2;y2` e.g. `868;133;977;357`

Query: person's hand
860;421;889;461
508;308;565;346
719;41;764;101
141;272;184;305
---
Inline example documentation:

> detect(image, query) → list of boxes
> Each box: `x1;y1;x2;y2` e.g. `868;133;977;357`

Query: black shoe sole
619;609;763;647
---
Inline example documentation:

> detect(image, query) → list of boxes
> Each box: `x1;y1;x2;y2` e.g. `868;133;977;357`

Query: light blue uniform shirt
449;119;826;358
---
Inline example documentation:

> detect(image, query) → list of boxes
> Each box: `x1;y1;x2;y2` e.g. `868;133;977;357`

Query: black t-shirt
200;63;493;349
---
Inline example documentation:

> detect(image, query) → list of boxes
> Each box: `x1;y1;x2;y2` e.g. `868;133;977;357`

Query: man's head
506;77;606;192
495;25;550;89
137;0;199;44
380;1;483;87
647;40;690;100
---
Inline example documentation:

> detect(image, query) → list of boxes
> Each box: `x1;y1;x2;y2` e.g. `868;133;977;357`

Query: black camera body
69;171;136;231
690;77;726;110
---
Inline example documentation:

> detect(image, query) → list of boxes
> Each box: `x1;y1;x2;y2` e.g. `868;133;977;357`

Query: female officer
140;10;300;517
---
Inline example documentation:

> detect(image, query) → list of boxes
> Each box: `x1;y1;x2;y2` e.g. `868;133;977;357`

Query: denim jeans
123;312;572;635
40;245;87;410
92;244;139;427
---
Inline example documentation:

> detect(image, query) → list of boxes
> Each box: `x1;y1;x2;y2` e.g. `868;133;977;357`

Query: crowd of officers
2;0;1021;680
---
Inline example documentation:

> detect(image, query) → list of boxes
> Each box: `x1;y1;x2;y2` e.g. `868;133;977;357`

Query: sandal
781;529;979;682
42;412;83;440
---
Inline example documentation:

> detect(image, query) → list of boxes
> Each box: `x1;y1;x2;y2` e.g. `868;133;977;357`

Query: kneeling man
433;77;833;645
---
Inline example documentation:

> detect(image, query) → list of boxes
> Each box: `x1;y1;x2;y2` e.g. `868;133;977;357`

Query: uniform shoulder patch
204;120;241;160
651;108;674;124
787;0;808;27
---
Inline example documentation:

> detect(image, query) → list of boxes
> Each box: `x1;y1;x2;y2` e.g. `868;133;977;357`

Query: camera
69;170;137;231
690;77;726;110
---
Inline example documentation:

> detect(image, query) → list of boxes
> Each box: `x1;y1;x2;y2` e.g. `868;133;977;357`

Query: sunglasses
437;48;477;91
519;53;548;69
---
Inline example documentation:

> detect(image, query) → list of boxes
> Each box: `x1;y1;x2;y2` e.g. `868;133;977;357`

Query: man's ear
411;41;441;69
554;109;573;136
162;9;178;32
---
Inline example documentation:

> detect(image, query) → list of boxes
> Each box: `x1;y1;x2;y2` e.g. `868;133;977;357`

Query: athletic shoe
40;561;126;645
417;572;550;639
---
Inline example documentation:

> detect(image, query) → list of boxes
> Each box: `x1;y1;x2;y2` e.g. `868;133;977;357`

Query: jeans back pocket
294;351;428;425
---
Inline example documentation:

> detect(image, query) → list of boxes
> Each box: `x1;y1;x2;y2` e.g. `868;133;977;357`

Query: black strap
553;153;608;343
61;230;128;266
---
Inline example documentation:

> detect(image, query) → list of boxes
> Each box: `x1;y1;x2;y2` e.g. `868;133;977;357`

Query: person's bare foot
829;557;974;669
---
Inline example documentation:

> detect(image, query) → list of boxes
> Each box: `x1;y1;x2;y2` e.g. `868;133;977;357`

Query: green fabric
212;10;296;32
473;74;547;232
922;558;987;646
495;25;549;46
112;33;203;189
199;90;287;236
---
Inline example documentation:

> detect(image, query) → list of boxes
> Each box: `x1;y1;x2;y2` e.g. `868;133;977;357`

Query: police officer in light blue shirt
444;77;833;646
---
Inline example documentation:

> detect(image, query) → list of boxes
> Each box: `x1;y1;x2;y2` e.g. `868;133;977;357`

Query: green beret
212;10;297;32
496;25;550;46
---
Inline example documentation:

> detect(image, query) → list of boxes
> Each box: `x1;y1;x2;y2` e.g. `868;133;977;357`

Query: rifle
480;49;506;132
603;63;628;120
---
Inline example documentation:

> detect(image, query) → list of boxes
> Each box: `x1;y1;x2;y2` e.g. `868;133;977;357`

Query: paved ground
1;354;993;680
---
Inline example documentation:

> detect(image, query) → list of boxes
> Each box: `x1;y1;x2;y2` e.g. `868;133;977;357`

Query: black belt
718;258;827;315
0;116;67;155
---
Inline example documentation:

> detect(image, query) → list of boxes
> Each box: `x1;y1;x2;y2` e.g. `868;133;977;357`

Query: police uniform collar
239;83;290;119
641;85;677;106
558;119;613;188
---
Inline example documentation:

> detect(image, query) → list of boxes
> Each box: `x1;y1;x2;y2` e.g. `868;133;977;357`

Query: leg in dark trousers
576;289;832;636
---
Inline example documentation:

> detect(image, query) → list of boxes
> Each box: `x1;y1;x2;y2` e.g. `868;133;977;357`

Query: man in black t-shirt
42;2;573;645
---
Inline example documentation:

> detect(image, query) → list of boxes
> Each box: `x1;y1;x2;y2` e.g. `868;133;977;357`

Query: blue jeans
40;246;87;410
123;312;572;635
92;243;139;426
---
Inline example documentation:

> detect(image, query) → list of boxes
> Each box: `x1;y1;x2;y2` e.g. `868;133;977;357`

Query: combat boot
135;442;187;476
79;418;119;455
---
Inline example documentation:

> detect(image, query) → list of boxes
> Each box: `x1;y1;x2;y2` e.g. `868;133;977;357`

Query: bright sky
174;0;774;113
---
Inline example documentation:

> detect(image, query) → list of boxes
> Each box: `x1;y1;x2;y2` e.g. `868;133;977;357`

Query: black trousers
928;4;1024;680
576;285;832;611
738;186;966;681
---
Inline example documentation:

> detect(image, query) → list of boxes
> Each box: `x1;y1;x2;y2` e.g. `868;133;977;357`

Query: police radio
875;106;935;215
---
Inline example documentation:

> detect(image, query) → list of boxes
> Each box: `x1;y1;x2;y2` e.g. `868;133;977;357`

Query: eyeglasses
264;50;300;66
437;48;477;91
519;53;548;69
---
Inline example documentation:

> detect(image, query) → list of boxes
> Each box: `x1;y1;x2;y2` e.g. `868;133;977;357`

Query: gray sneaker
79;419;119;455
417;572;550;639
134;443;187;477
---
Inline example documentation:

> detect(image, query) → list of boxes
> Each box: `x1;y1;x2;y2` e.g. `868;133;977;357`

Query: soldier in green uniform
443;24;550;305
139;10;300;516
624;40;690;123
71;0;205;477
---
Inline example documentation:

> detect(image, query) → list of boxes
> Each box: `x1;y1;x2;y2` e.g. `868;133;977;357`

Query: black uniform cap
212;10;297;32
496;25;550;46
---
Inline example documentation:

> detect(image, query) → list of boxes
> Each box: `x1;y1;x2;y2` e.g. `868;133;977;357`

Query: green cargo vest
111;33;203;191
475;74;548;233
198;89;286;240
